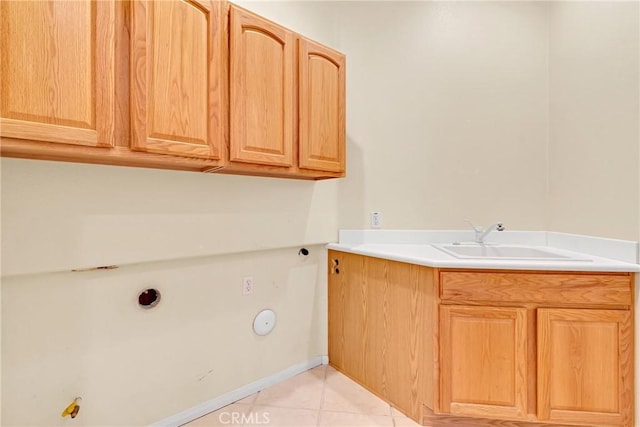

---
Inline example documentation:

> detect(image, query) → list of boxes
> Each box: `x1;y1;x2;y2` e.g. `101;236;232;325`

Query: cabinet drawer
440;271;632;306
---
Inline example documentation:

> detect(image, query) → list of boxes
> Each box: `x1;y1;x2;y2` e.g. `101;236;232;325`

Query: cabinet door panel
131;0;224;159
383;261;426;419
299;38;345;173
1;0;115;147
361;257;386;393
328;251;365;380
328;253;430;422
230;6;293;167
327;252;344;370
538;308;632;426
440;305;528;419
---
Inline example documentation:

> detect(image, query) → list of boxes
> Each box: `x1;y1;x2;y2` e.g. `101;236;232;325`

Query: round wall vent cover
253;309;277;336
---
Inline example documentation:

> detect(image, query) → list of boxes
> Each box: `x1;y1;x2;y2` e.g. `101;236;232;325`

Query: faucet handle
465;218;482;232
496;221;505;231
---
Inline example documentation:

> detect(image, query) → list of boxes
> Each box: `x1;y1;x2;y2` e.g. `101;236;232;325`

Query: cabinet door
229;6;294;167
440;305;528;419
1;1;115;147
298;38;346;173
538;308;632;426
130;0;224;160
327;251;365;380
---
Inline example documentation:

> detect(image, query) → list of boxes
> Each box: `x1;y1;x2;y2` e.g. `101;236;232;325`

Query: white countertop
327;230;640;272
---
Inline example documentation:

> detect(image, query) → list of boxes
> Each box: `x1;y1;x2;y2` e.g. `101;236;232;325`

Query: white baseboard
150;356;326;427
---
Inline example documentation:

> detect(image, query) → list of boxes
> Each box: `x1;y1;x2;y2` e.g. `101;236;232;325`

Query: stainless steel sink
433;243;591;261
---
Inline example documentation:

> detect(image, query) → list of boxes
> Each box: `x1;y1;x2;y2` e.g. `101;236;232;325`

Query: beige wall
548;1;640;240
1;159;338;277
1;245;328;426
334;1;550;231
1;2;639;426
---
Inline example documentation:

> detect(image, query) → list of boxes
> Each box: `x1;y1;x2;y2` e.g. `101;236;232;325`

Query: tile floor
184;365;423;427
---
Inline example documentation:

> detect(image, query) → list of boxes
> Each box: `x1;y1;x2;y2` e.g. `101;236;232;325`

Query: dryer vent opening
138;288;161;309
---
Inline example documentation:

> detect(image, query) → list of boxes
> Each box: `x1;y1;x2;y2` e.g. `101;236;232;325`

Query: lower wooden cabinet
328;253;635;427
438;305;634;425
439;305;528;420
538;308;633;426
328;251;434;421
438;272;634;426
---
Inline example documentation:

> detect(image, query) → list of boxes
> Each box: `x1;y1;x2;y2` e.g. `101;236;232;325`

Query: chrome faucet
465;219;505;244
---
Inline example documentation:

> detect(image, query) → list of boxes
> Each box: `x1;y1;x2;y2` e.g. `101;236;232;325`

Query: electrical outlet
242;276;254;295
371;211;382;229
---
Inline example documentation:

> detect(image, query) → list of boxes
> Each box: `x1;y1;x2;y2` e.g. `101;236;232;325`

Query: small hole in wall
138;288;161;309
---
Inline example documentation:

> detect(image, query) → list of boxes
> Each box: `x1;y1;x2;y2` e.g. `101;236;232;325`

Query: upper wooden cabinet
130;0;225;160
0;1;116;147
229;5;294;167
299;38;346;173
1;1;346;179
229;5;346;176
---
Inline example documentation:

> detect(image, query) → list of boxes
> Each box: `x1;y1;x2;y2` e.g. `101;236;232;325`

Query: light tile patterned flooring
184;365;423;427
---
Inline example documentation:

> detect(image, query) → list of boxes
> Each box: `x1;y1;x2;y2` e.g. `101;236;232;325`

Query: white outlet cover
253;309;277;336
371;211;382;229
242;276;254;295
